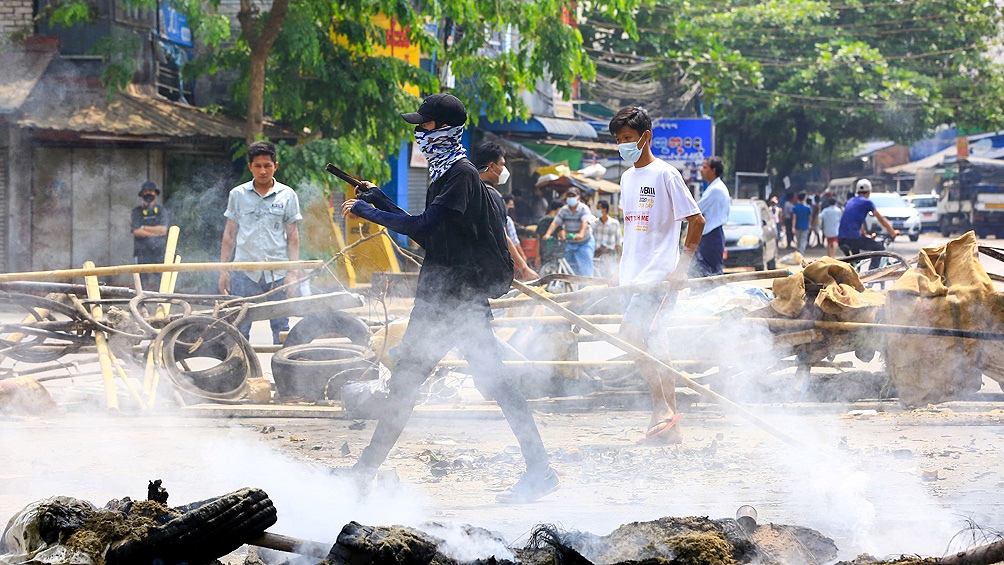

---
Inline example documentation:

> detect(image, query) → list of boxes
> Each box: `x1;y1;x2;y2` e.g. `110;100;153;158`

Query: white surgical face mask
617;133;648;164
497;165;510;185
566;196;579;207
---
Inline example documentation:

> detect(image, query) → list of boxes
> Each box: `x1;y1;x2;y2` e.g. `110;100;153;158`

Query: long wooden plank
0;260;324;283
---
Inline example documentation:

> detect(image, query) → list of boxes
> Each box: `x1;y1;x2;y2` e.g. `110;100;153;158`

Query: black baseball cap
138;181;160;196
401;93;468;126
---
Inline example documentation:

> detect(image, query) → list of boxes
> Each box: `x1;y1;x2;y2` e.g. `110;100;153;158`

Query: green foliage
47;0;97;27
184;0;641;197
91;32;141;96
35;0;641;198
276;137;391;196
580;0;1004;179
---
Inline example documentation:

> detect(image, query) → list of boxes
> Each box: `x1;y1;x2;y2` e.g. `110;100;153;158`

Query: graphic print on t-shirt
629;185;657;231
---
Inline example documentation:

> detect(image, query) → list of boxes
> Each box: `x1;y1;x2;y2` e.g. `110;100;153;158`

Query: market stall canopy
480;115;598;139
535;162;620;194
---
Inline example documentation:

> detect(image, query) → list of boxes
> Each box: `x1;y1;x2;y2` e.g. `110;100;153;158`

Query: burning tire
283;311;371;348
271;343;377;400
106;487;277;565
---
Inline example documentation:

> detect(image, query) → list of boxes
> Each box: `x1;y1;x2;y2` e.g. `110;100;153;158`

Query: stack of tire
271;312;378;401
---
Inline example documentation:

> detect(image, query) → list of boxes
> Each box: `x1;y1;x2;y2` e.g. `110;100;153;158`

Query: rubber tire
283;312;371;348
0;293;89;362
271;343;377;400
106;487;277;565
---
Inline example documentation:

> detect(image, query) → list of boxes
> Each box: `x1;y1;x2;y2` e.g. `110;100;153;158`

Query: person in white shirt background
689;156;731;278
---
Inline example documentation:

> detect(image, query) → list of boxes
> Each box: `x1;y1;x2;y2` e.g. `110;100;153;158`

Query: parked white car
865;192;922;241
903;193;939;230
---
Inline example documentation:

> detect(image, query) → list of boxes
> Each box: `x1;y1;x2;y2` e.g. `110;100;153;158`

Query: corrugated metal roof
17;83;287;139
0;46;56;114
533;116;598;139
853;140;896;158
478;115;599;139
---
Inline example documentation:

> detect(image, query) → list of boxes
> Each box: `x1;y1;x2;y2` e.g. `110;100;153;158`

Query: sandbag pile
885;232;1004;406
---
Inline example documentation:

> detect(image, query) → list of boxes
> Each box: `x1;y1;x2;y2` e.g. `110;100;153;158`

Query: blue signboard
158;1;192;47
650;118;714;178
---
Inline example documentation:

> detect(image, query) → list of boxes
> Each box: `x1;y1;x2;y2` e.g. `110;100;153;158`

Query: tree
32;0;642;190
579;0;1004;182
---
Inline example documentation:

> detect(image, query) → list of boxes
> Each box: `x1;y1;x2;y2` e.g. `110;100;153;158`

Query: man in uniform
131;181;172;290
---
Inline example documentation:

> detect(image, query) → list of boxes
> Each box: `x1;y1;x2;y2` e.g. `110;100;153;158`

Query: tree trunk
246;53;267;145
733;127;768;175
774;111;810;182
237;0;291;146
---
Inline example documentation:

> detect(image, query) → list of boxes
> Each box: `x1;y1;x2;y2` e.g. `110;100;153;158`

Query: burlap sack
885;232;994;406
770;257;884;322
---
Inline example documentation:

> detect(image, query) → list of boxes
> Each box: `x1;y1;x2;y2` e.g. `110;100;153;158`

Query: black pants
689;225;725;278
355;297;549;475
838;236;885;269
135;252;165;291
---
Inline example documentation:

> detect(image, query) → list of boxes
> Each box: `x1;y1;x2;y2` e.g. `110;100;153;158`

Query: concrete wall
0;0;33;36
28;146;164;280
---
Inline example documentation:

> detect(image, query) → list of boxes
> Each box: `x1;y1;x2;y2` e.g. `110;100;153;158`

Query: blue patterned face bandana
415;124;467;182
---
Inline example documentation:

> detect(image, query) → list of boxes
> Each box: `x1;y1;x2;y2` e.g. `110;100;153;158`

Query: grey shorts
621;290;679;334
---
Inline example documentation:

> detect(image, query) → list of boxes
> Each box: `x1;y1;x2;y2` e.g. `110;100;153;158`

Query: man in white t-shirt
610;106;705;445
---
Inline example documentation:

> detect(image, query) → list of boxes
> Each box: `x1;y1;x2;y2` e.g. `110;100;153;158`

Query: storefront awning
479;115;598;139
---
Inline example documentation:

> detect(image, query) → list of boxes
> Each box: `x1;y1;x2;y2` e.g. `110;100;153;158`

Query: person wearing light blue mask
610;105;706;446
542;187;596;276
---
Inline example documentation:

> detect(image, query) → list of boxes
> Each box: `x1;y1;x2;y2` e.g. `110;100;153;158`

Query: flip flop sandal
637;413;682;444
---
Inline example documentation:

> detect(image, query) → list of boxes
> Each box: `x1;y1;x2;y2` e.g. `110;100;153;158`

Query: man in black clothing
131;181;172;290
472;140;536;280
340;93;558;504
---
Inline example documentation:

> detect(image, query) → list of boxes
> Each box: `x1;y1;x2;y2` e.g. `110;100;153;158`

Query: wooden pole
511;280;805;450
0;260;324;283
247;532;330;559
942;538;1004;565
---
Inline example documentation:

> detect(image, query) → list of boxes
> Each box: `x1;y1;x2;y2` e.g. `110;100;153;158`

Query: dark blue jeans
229;272;289;344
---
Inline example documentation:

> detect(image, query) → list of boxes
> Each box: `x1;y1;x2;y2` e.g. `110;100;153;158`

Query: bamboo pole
511;280;805;450
159;226;180;294
81;263;118;411
0;260;324;283
490;269;790;309
491;315;623;326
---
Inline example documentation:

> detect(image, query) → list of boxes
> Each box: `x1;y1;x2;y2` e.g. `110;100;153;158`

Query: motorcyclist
837;179;899;270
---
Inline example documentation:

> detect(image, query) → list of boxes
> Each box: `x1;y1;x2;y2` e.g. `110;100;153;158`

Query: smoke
0;414;426;546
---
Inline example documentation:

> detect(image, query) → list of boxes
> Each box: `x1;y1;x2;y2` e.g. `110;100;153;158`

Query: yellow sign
332;14;421;96
344;215;402;283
